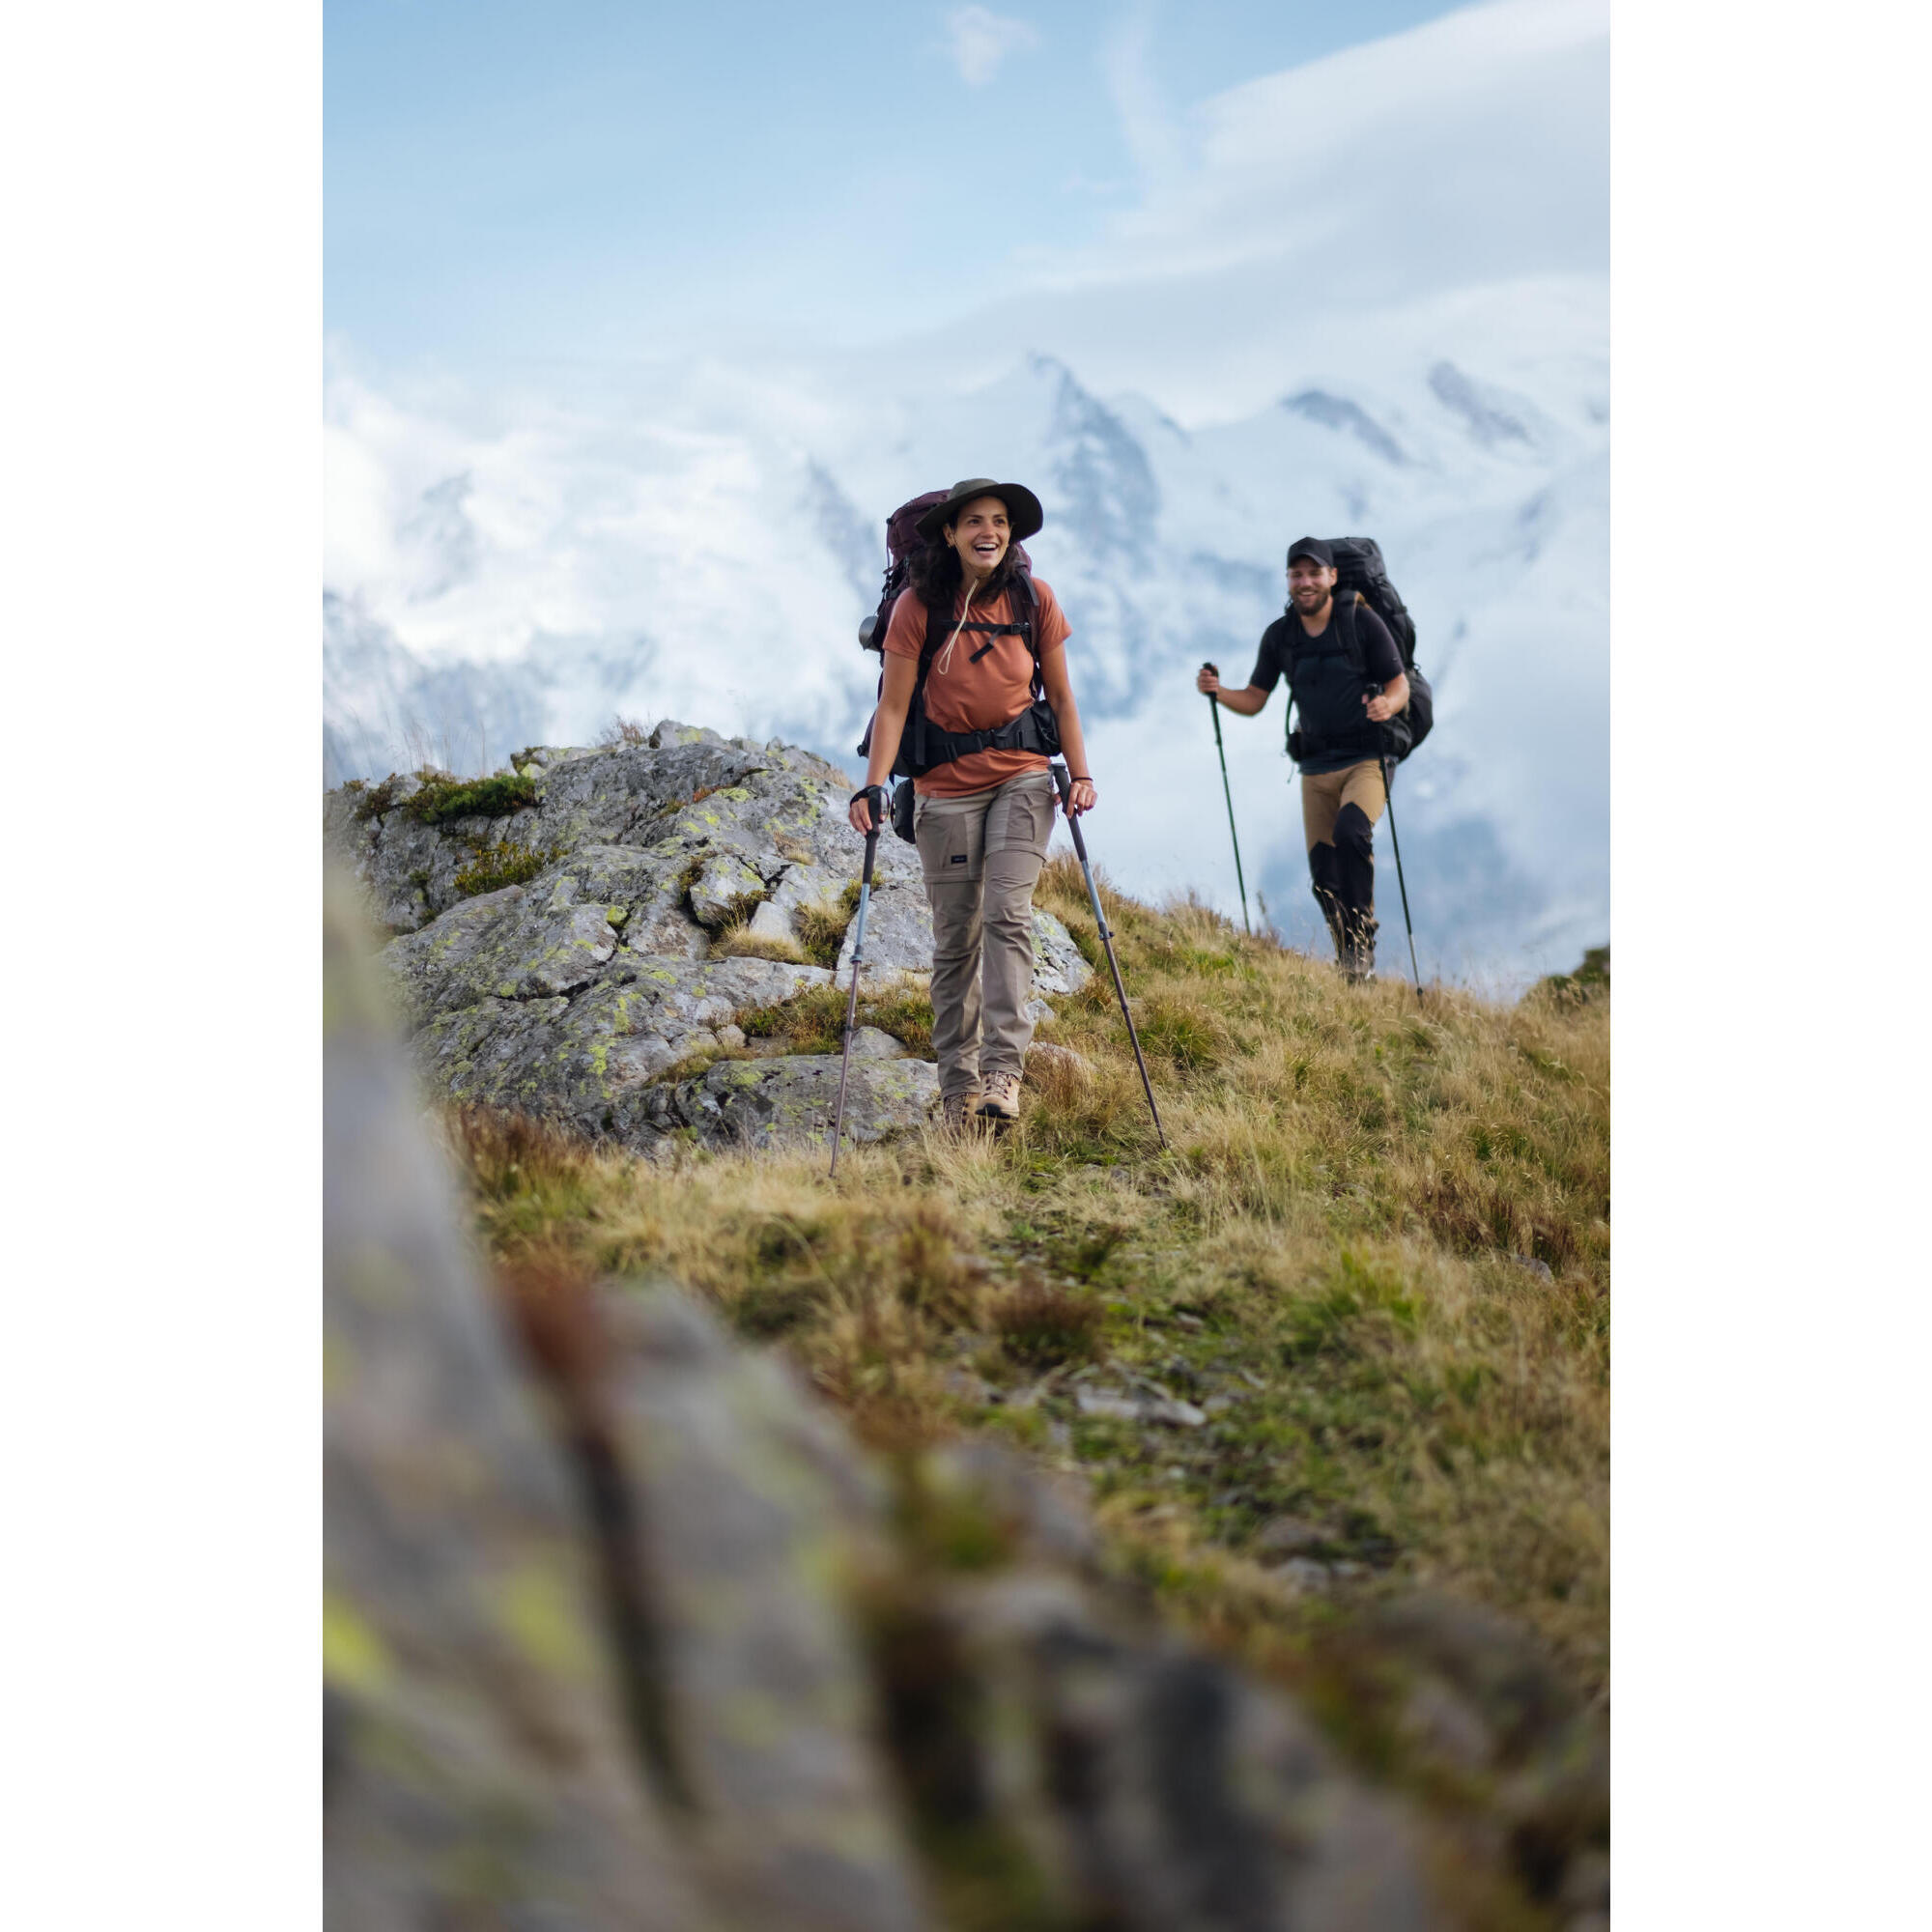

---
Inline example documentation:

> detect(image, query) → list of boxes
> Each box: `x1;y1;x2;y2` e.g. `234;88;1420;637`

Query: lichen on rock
327;726;1085;1154
640;1053;940;1155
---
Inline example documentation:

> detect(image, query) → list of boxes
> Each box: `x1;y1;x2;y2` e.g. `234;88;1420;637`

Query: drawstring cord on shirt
931;580;980;679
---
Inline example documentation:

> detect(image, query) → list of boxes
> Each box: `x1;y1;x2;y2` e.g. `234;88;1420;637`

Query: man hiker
849;478;1097;1128
1195;536;1408;982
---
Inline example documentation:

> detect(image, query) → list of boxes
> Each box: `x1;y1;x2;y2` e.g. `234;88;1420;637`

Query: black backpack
1286;536;1434;763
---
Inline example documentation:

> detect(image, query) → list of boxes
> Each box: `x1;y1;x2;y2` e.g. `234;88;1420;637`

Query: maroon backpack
856;490;1032;652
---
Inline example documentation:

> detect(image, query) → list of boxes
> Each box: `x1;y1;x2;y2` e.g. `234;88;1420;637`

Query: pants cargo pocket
986;772;1057;861
915;799;984;885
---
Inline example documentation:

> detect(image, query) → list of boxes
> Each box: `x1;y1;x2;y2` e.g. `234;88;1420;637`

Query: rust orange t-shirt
882;578;1070;797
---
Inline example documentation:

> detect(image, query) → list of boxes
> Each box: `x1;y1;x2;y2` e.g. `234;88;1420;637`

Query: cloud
1078;0;1607;291
822;0;1603;424
1100;0;1181;192
945;6;1038;87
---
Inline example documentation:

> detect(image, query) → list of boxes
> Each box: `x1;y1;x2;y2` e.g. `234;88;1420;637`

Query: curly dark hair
907;522;1027;609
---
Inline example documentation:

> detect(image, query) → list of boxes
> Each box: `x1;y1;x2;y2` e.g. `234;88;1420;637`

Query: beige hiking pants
914;770;1057;1102
1300;759;1386;849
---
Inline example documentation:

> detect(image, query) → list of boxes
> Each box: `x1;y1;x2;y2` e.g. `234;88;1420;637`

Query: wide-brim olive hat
916;477;1044;544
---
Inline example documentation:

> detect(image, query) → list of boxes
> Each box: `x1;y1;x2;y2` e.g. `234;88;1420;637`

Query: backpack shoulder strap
1275;617;1300;741
1010;573;1041;684
1278;611;1306;681
917;590;955;669
1339;591;1369;678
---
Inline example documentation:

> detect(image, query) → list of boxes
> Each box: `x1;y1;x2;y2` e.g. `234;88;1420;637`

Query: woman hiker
846;477;1096;1130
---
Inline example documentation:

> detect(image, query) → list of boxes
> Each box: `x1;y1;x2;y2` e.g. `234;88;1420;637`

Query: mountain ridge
326;330;1605;987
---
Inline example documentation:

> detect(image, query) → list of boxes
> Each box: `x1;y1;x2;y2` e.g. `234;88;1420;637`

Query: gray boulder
764;859;848;923
642;1054;940;1154
327;729;1088;1153
412;955;836;1142
328;724;922;941
384;885;622;1019
837;880;934;980
688;849;769;928
750;859;849;949
1030;905;1093;995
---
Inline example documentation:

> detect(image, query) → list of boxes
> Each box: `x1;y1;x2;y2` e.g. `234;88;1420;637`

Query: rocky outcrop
324;724;915;940
640;1053;941;1154
325;870;1443;1930
326;724;1092;1153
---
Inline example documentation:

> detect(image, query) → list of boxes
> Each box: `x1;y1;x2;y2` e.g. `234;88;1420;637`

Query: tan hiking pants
914;770;1057;1102
1300;759;1386;849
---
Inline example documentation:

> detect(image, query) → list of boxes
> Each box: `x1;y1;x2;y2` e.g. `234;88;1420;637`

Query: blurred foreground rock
326;725;1090;1155
325;870;709;1930
325;869;1451;1929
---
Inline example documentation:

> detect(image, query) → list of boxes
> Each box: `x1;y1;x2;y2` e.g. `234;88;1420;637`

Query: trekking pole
829;792;884;1177
1201;664;1250;935
1050;762;1166;1149
1380;757;1423;1003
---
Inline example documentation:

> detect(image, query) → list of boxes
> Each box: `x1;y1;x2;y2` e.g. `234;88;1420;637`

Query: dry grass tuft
448;1104;592;1207
708;919;807;964
1132;991;1230;1071
795;885;861;969
736;979;936;1058
993;1272;1104;1368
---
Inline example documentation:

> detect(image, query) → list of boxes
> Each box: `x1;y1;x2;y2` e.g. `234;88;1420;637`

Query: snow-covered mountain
325;327;1605;988
323;0;1607;989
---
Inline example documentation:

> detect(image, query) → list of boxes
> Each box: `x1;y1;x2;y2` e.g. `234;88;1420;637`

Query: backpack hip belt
899;695;1061;777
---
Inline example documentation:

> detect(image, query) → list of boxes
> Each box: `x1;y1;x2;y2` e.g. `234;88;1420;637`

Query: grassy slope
449;853;1609;1797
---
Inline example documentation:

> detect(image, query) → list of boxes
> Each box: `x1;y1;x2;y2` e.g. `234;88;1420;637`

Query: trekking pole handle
1050;760;1094;869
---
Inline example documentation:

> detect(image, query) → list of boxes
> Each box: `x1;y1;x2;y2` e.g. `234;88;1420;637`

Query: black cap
1287;536;1334;568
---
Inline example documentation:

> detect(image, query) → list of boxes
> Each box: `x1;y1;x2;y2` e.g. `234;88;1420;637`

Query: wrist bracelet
1067;774;1092;781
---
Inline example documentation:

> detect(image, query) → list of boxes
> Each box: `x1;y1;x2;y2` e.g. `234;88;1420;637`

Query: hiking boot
939;1088;983;1133
1309;845;1348;962
976;1070;1022;1124
1342;932;1378;985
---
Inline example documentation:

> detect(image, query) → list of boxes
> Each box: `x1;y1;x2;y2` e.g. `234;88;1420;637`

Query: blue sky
326;0;1471;379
